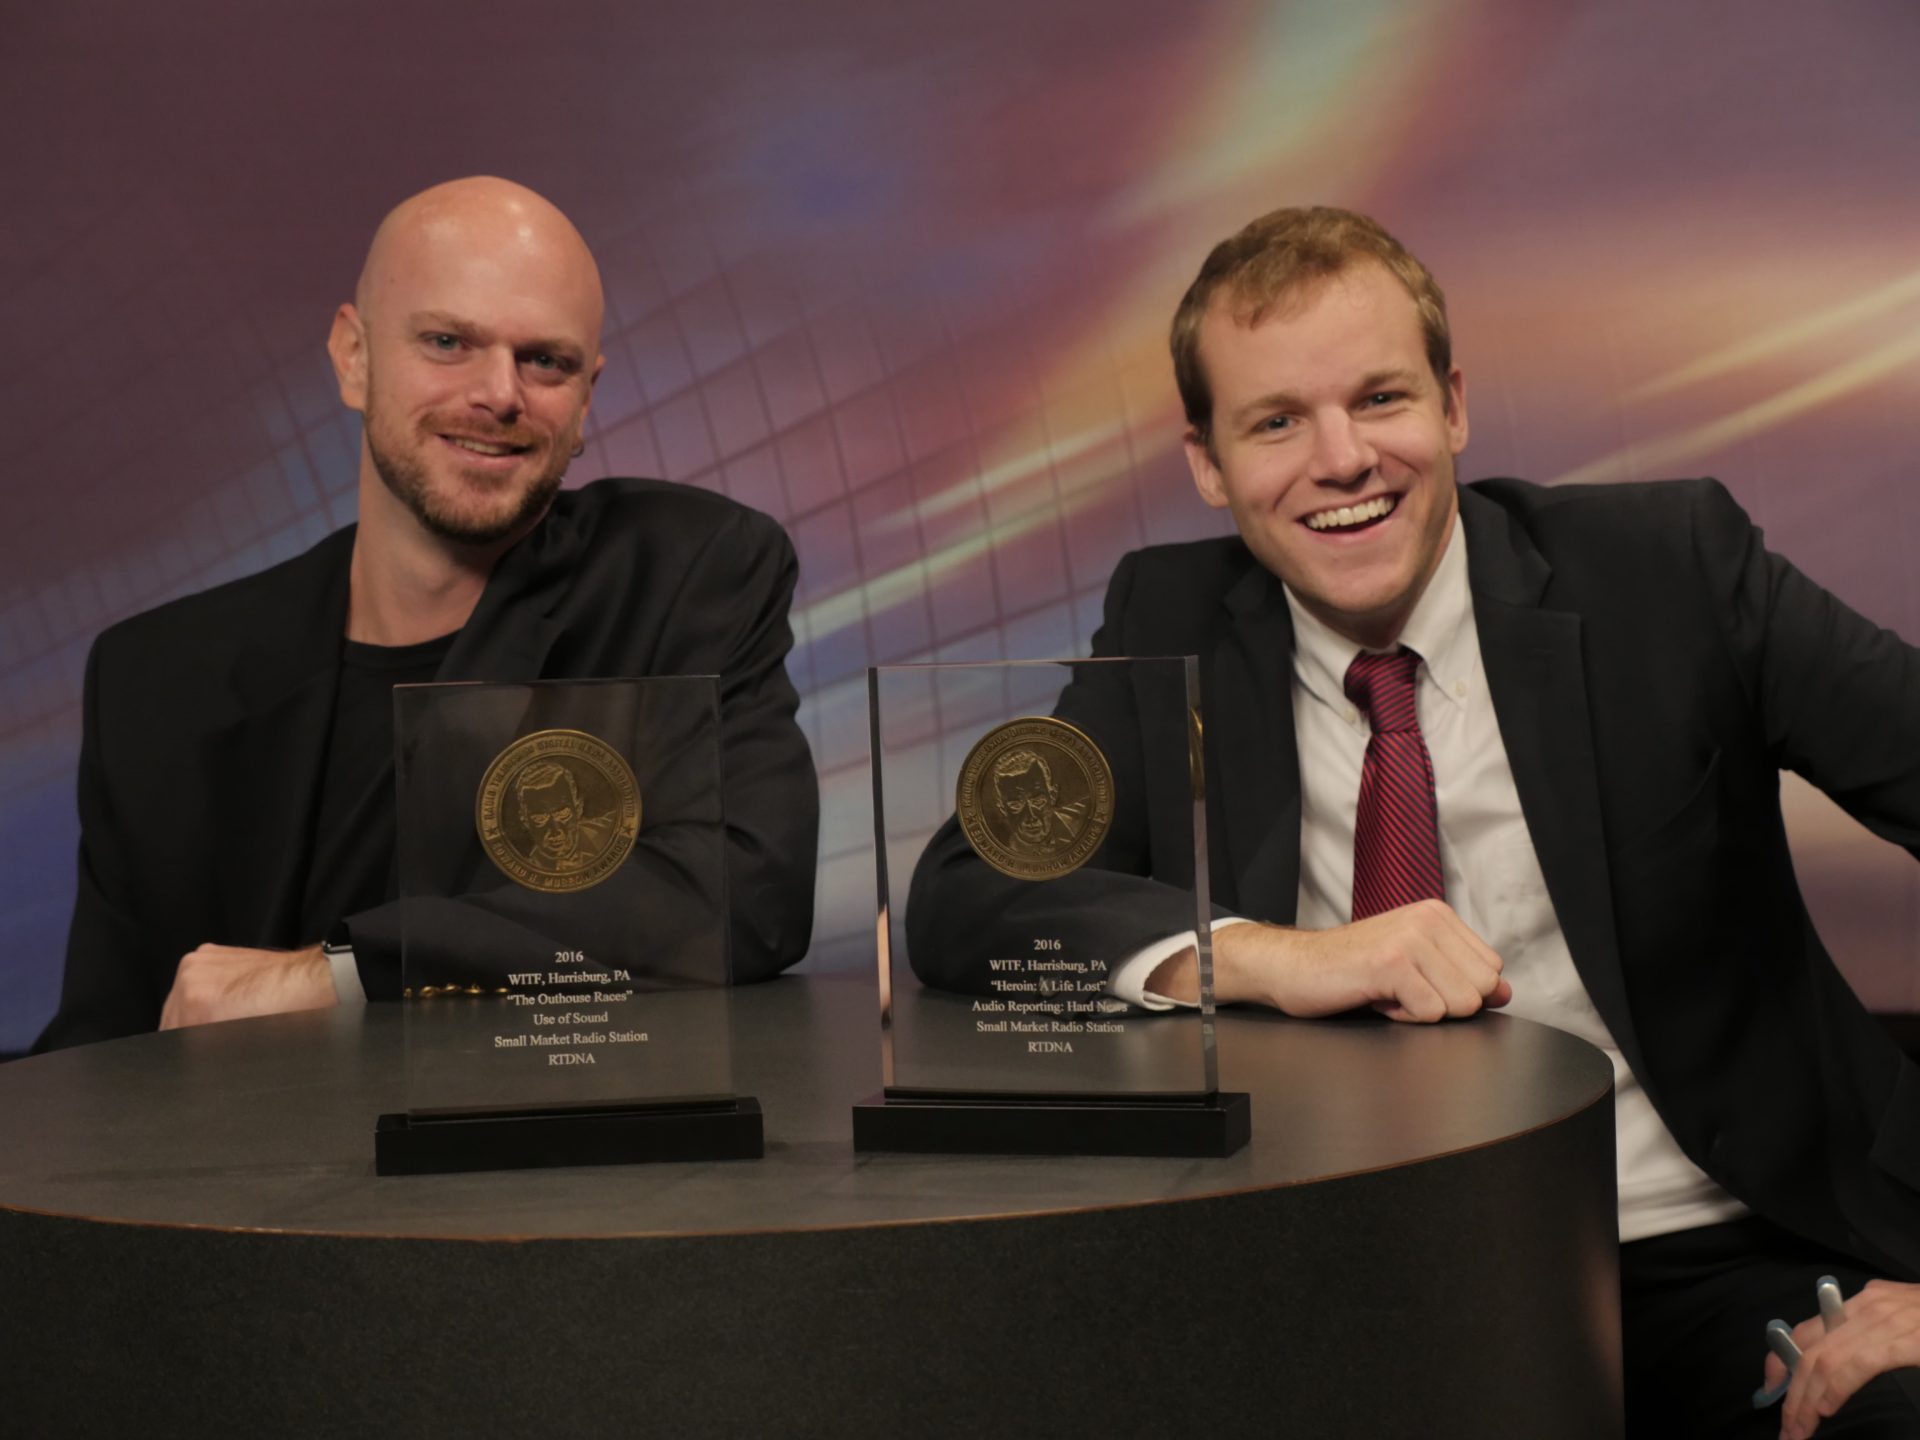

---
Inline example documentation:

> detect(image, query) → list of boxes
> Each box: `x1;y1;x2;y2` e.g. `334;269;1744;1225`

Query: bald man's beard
364;400;574;547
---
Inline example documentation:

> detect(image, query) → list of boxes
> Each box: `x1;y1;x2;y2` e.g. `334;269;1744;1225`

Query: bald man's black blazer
909;478;1920;1279
38;478;819;1051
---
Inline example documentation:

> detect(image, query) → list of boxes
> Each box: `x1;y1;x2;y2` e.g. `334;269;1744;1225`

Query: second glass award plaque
374;677;761;1175
853;657;1250;1156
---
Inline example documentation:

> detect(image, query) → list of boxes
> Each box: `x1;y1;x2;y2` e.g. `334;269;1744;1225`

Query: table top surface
0;973;1612;1241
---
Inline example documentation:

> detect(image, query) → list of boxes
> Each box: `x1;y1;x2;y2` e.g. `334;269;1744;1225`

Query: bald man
35;179;819;1049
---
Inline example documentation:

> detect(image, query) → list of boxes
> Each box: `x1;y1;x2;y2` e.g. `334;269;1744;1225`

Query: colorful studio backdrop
5;0;1919;1050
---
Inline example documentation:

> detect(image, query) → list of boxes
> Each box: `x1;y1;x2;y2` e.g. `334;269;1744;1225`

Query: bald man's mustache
420;411;544;454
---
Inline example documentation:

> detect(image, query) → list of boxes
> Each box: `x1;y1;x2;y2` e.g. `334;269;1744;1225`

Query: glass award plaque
853;657;1250;1156
373;677;762;1175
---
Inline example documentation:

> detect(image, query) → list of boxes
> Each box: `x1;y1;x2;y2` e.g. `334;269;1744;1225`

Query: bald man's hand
1146;900;1511;1021
159;943;336;1030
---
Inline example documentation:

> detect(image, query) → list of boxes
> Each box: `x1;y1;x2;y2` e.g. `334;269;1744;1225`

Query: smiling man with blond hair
911;204;1920;1436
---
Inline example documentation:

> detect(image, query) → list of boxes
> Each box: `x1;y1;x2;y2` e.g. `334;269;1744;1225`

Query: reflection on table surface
0;974;1612;1239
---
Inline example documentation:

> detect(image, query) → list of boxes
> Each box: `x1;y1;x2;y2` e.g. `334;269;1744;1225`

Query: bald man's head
354;177;604;340
327;177;606;549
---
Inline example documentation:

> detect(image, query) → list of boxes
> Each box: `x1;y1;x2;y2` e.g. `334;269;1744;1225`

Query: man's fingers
1376;970;1447;1023
1420;948;1490;1018
1367;902;1508;1023
1432;899;1506;977
1403;911;1506;1019
1363;933;1448;1021
1783;1343;1864;1440
1432;919;1508;1005
1778;1313;1823;1440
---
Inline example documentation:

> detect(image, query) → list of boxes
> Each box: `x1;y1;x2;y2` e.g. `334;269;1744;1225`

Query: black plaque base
375;1097;763;1175
851;1090;1250;1157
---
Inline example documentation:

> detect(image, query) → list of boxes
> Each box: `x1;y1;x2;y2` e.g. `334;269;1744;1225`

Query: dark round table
0;974;1620;1438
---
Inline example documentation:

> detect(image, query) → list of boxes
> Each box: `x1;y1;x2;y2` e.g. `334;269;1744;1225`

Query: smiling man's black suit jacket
910;477;1920;1279
38;478;819;1050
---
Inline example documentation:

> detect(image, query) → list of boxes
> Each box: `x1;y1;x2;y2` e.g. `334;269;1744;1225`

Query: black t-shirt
298;631;457;946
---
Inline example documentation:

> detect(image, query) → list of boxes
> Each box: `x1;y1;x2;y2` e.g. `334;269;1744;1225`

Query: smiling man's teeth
1305;495;1395;531
449;436;517;456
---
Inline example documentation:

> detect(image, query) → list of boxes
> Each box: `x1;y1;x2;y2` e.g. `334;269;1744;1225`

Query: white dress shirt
1113;513;1749;1242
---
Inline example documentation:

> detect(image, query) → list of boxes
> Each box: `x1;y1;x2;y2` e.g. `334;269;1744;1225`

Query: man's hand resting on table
159;944;337;1030
1770;1279;1920;1439
1145;899;1512;1021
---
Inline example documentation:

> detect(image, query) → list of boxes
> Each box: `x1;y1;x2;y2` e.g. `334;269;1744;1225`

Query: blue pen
1752;1277;1847;1410
1752;1318;1802;1409
1817;1275;1846;1331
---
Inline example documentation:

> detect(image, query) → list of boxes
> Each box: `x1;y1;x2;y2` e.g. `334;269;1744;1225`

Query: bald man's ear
327;303;370;413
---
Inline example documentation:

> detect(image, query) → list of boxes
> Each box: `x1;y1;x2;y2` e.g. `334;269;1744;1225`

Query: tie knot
1344;648;1422;734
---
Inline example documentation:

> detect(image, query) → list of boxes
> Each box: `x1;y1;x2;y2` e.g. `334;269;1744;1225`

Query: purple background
5;0;1919;1049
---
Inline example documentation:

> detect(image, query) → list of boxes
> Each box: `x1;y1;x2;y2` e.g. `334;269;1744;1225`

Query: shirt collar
1282;499;1473;716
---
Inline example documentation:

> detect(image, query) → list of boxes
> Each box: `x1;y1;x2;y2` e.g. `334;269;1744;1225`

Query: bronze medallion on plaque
475;728;641;893
956;716;1115;881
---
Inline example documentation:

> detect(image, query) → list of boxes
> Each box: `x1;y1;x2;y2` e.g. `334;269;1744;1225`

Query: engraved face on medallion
475;729;640;892
956;716;1115;881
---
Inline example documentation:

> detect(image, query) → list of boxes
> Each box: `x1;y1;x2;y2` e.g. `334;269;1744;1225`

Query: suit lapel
1214;563;1302;922
437;496;580;683
200;497;593;946
206;529;354;945
1461;487;1647;1078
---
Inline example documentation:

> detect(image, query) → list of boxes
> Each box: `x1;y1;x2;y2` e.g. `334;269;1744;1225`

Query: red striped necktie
1344;647;1445;921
